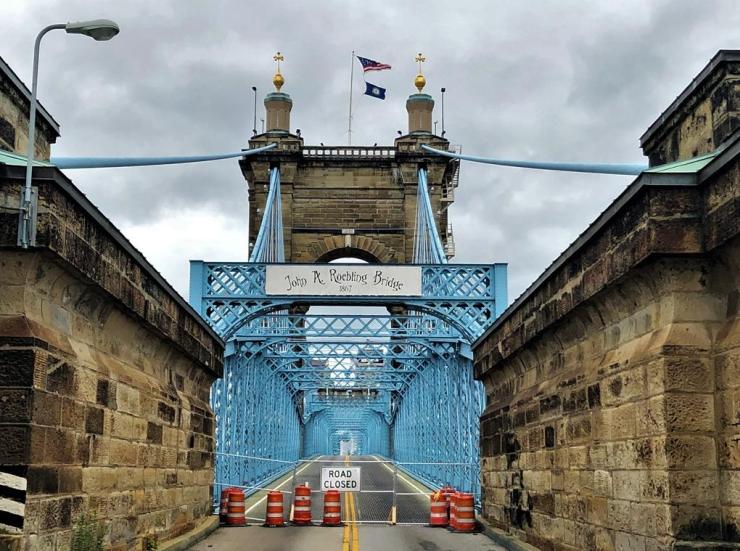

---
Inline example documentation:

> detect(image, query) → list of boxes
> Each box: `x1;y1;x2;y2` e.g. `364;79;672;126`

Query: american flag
357;56;392;72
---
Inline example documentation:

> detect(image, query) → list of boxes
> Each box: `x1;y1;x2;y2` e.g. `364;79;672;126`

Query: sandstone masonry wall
0;165;223;550
474;138;740;550
0;57;59;159
241;135;456;263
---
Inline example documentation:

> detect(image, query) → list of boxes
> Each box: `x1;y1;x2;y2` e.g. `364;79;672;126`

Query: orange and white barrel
454;492;475;532
265;491;285;527
219;487;231;524
448;492;458;530
293;484;312;525
225;488;246;526
429;491;449;527
441;485;455;523
322;489;342;526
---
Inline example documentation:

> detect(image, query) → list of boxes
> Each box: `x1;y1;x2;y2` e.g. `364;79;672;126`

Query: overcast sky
4;0;739;305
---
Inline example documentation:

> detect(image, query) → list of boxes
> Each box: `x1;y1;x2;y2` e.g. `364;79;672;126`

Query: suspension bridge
66;56;647;549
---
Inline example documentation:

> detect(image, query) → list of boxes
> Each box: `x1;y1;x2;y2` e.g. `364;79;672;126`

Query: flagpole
348;50;354;145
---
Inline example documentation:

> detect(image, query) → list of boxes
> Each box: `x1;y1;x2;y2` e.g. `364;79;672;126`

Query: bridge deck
198;455;502;550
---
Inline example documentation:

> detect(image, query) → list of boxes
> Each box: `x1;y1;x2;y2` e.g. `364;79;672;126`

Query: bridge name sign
321;467;362;492
266;265;422;296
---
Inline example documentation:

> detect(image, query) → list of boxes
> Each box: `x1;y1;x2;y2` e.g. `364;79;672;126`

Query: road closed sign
321;467;361;492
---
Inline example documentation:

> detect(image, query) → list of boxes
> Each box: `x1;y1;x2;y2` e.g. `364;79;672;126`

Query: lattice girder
190;262;507;341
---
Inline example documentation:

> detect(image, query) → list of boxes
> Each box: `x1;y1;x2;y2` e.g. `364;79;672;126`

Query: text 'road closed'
321;467;361;492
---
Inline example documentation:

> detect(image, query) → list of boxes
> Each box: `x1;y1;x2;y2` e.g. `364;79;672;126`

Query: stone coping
640;49;740;147
473;130;740;374
0;163;224;376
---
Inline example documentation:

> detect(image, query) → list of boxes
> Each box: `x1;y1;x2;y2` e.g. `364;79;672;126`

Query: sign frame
266;264;422;297
321;466;362;492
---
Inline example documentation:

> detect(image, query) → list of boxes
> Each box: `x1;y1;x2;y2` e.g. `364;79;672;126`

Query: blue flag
364;82;386;100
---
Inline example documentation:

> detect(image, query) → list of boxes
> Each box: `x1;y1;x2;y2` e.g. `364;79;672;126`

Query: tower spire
273;51;285;92
414;52;426;93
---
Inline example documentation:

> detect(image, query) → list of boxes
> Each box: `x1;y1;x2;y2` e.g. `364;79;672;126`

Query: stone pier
474;51;740;550
0;161;223;549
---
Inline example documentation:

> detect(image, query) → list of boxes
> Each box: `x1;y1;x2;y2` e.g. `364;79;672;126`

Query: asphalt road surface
192;455;504;551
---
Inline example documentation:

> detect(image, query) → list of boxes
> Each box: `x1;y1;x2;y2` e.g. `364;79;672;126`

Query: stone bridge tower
241;64;459;264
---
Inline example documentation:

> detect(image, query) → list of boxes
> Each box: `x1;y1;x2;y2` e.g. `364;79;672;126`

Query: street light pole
440;87;446;137
251;86;257;135
18;19;119;248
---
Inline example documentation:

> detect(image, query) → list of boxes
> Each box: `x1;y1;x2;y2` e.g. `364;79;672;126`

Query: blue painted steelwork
249;167;284;262
50;143;277;169
305;407;390;456
413;168;447;263
211;346;301;492
189;261;504;341
421;144;647;175
192;162;507;504
190;259;505;501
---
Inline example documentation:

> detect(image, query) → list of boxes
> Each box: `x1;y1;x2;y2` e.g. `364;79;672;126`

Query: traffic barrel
265;491;285;527
293;484;312;525
448;492;458;531
225;488;246;526
219;487;231;524
454;492;475;532
322;489;342;526
441;485;455;523
429;491;448;527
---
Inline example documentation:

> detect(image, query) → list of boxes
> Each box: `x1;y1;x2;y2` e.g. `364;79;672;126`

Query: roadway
192;455;504;551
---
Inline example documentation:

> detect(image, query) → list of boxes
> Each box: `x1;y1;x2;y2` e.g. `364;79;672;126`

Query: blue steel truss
191;167;508;505
189;262;507;341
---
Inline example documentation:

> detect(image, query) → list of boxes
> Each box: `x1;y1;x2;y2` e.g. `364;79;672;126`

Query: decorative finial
273;51;285;92
414;52;427;93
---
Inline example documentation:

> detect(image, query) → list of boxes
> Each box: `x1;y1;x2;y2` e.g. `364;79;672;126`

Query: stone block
668;471;718;504
60;398;86;431
665;436;716;469
26;466;59;494
82;467;118;493
109;438;138;466
594;470;613;496
0;389;31;422
85;406;104;435
588;495;609;526
602;367;646;406
631;502;657;537
115;384;140;416
43;427;76;464
0;349;35;387
58;467;82;493
663;393;715;433
613;470;646;502
615;531;646;551
31;391;61;427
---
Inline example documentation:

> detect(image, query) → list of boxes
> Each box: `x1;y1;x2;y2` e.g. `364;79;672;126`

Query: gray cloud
4;0;739;300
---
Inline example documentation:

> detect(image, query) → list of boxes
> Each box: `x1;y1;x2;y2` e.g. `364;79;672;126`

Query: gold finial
414;52;427;93
273;51;285;92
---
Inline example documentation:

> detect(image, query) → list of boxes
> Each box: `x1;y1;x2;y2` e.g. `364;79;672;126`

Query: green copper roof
645;149;719;174
0;149;54;167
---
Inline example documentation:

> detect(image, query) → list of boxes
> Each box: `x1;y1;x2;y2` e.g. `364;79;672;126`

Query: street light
251;86;257;135
18;19;120;248
440;87;446;137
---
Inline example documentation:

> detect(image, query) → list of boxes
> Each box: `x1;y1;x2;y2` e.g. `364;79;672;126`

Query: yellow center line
342;490;350;551
342;455;351;551
350;490;359;550
340;455;360;551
